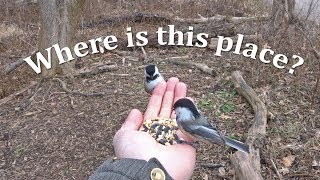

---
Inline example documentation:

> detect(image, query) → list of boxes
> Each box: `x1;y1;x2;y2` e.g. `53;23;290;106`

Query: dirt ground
0;1;319;180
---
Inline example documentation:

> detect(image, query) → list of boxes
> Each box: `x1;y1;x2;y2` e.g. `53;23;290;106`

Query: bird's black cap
145;65;156;76
174;98;201;118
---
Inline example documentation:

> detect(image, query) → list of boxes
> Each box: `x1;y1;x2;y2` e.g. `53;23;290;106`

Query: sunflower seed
140;117;179;146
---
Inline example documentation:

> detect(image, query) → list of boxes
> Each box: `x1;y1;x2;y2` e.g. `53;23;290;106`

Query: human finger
159;77;179;118
171;96;193;119
144;81;167;120
173;82;187;104
121;109;144;130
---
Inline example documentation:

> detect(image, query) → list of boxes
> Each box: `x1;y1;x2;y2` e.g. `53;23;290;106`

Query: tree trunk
287;0;296;22
38;0;85;77
269;0;295;35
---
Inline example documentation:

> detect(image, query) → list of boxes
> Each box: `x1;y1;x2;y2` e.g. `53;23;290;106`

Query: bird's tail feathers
225;137;249;153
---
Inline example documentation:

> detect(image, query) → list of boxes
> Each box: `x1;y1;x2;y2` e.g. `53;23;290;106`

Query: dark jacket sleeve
88;157;173;180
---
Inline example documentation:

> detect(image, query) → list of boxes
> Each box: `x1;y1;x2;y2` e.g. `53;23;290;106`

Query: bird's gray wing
192;125;225;145
180;116;225;145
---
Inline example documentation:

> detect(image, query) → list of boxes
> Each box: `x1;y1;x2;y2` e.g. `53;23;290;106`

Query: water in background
262;0;320;23
295;0;320;23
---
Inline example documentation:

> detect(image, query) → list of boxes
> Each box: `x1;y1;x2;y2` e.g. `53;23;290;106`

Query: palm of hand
113;78;196;180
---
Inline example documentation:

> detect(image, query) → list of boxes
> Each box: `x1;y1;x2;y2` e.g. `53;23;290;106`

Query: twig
52;78;106;97
4;49;37;75
199;163;224;169
112;50;139;62
288;173;319;178
169;55;189;59
108;73;131;77
112;50;132;57
167;59;216;76
283;4;320;106
75;63;118;77
270;159;283;180
26;77;44;100
17;37;36;48
41;82;53;105
141;47;148;62
17;77;44;110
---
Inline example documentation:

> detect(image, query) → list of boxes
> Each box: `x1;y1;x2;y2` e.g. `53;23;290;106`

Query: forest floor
0;1;319;179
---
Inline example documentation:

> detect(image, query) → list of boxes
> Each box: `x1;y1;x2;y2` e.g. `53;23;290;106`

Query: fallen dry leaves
281;155;296;167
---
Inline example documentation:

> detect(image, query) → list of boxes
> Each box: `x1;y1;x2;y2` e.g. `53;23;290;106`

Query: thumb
121;109;143;130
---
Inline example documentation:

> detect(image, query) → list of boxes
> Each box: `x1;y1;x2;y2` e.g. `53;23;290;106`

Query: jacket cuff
89;157;173;180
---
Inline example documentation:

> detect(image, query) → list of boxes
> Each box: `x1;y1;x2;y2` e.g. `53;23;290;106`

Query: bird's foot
177;139;199;148
173;134;199;148
184;141;199;149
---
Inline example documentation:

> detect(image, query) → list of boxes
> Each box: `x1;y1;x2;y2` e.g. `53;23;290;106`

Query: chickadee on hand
173;98;249;153
144;65;165;94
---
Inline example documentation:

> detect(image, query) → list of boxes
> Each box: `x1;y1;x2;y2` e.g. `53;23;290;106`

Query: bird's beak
146;75;153;80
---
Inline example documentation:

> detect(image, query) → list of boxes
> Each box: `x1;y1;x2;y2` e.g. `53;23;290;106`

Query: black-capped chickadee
173;98;249;153
144;65;165;94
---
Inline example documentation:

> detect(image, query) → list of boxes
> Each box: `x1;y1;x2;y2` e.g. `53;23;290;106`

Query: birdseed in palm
140;117;180;146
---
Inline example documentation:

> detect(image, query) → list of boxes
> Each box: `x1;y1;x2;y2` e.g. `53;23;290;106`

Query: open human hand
113;77;196;180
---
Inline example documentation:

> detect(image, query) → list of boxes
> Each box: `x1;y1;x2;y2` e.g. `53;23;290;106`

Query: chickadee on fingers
173;98;249;153
144;65;165;94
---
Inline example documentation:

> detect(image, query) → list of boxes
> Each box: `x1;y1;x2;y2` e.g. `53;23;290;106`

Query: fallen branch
229;71;267;180
75;63;118;77
199;163;224;169
168;55;189;60
52;78;106;97
82;12;171;28
208;34;262;50
112;50;133;57
92;20;236;50
141;47;148;62
4;49;37;75
174;14;269;24
167;59;216;76
271;159;283;180
111;50;140;62
0;81;37;106
108;73;131;77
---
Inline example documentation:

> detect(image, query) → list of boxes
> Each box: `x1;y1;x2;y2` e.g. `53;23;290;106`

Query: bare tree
38;0;85;77
305;0;320;21
269;0;295;34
